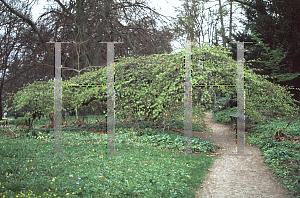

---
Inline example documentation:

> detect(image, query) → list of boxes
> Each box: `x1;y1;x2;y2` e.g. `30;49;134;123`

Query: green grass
0;110;220;198
4;106;299;197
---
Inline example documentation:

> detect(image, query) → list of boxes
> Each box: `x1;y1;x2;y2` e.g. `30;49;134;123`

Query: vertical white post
99;41;123;156
46;41;70;156
184;41;193;155
229;41;253;156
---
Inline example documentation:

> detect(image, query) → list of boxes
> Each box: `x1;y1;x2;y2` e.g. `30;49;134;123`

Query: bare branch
60;65;104;73
113;1;170;21
37;10;73;21
53;0;75;19
0;0;45;44
231;0;258;11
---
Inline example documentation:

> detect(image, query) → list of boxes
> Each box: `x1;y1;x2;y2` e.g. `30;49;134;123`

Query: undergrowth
0;112;219;198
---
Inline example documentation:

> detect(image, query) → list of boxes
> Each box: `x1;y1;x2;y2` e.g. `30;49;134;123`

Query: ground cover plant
0;105;220;197
245;117;300;197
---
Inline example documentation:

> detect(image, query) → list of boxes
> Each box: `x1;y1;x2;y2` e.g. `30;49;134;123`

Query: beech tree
0;0;175;118
5;43;300;129
32;0;174;79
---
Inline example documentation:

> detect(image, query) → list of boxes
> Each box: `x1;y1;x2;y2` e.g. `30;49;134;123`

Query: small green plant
212;107;237;123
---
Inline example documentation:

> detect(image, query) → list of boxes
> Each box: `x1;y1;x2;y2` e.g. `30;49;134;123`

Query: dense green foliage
4;43;300;130
249;29;300;84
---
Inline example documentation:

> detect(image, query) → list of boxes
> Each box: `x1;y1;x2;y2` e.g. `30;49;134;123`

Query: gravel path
172;112;295;198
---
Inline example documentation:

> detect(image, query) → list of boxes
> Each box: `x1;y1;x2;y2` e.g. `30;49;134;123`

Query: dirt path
172;112;294;198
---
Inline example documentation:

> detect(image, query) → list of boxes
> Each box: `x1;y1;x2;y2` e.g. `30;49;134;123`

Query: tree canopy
4;42;300;128
0;0;175;119
230;0;300;102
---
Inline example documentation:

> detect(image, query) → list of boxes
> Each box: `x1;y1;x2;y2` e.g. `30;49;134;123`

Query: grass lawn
0;110;220;197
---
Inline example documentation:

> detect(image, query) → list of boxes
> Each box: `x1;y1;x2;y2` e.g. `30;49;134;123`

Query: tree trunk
214;23;218;46
0;91;2;121
91;0;111;66
229;0;233;42
0;78;6;121
75;0;88;77
219;0;226;48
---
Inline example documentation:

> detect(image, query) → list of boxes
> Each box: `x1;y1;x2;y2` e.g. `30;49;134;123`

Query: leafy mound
5;42;300;128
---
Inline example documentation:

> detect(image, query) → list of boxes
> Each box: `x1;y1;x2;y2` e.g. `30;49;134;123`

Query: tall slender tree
168;0;207;47
168;0;240;49
218;0;226;47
